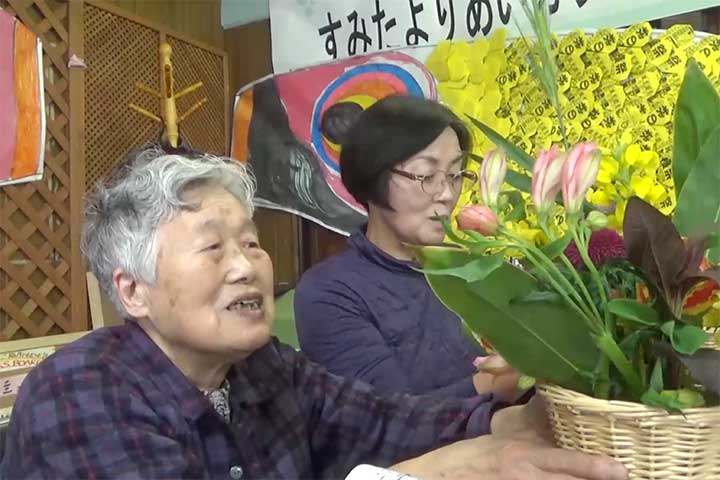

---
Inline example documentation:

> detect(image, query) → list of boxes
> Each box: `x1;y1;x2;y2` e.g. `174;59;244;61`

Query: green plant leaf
672;59;720;194
425;261;599;394
467;118;535;171
641;388;704;411
661;320;710;355
503;190;527;223
709;231;720;263
607;298;660;326
511;291;563;304
673;126;720;261
650;358;664;392
619;328;657;356
540;231;573;260
421;255;504;283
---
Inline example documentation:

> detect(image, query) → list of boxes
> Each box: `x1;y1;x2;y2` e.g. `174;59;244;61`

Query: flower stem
559;252;602;320
528;245;597;323
520;246;602;335
572;226;611;329
538;222;600;322
595;331;645;398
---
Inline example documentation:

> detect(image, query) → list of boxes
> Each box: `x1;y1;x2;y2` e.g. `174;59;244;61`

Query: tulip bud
457;204;500;236
562;142;602;215
586;211;609;230
531;145;565;215
480;149;507;211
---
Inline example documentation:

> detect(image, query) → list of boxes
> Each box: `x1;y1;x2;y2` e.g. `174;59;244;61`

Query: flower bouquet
417;1;720;477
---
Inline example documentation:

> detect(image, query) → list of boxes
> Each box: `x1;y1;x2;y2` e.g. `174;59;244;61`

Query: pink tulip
561;142;602;214
480;148;507;210
531;145;565;214
457;204;500;236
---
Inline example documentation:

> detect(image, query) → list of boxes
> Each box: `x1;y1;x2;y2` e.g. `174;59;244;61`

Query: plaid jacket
2;322;504;479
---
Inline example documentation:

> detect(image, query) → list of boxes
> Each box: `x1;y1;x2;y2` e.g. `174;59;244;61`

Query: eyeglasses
390;167;478;195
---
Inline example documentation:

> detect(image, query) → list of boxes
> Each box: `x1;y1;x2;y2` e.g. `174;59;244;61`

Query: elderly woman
296;95;518;399
2;148;625;480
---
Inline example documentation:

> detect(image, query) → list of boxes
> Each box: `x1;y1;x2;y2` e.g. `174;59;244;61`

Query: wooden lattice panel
1;1;227;341
167;35;226;155
83;3;160;190
0;0;77;340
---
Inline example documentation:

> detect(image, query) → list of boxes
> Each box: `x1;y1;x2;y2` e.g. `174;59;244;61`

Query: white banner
270;0;720;73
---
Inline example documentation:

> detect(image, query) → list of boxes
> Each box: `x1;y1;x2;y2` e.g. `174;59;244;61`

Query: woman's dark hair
331;95;471;209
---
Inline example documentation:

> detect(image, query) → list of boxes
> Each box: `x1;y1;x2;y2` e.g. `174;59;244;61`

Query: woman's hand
472;355;525;401
391;433;627;480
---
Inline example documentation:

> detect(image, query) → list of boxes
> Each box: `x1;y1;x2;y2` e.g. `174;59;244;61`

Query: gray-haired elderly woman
2;149;627;480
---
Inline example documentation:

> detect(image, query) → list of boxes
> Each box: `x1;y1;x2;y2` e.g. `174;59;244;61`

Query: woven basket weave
704;329;719;350
538;384;720;479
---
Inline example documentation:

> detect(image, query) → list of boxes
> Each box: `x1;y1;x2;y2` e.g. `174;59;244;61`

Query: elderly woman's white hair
81;146;256;317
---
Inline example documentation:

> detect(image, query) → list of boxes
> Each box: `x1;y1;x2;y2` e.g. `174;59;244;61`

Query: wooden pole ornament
128;42;208;148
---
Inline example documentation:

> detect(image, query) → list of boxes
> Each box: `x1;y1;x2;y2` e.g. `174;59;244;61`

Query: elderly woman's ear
112;267;151;320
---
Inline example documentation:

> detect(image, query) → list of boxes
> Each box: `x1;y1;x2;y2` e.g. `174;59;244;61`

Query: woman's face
129;184;275;362
375;127;465;247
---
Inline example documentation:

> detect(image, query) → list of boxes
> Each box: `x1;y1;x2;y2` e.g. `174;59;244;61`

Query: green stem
596;331;645;398
528;244;597;322
521;247;601;334
553;98;570;151
559;253;602;320
538;222;601;322
572;227;611;330
593;355;611;399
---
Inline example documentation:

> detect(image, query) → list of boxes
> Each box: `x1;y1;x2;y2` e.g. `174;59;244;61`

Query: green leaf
619;328;657;356
708;231;720;263
541;231;573;260
506;170;532;193
518;375;536;390
503;190;527;223
672;59;720;194
467;117;535;171
414;245;473;269
421;255;504;283
640;388;703;412
673;126;720;257
607;299;660;326
425;262;599;394
661;320;710;355
511;291;562;304
650;358;664;392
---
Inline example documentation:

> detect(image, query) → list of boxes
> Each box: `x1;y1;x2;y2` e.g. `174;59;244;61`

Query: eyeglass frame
389;154;478;195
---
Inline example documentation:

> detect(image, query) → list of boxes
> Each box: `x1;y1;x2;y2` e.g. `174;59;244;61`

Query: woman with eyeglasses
294;95;522;400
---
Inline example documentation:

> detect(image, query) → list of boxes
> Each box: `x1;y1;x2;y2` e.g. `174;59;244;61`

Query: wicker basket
537;384;720;479
704;329;719;350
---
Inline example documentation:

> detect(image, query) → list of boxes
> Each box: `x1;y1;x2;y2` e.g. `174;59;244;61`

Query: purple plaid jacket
3;322;504;479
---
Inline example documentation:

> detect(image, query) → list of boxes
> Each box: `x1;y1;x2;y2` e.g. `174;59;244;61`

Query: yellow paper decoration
426;22;720;229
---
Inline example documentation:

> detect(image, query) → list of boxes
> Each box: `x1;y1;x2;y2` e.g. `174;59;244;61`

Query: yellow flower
505;220;545;247
596;157;619;184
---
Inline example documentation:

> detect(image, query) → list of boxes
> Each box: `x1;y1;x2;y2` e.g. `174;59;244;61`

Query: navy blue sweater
295;228;483;398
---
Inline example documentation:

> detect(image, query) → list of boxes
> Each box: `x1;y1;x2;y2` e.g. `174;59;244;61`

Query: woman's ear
112;268;151;319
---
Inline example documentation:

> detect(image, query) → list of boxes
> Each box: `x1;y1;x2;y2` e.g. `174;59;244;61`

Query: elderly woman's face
379;127;464;246
142;184;275;359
